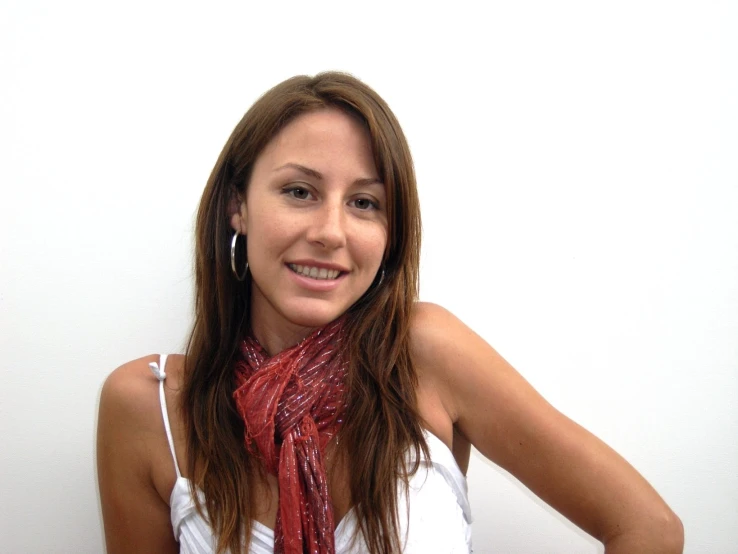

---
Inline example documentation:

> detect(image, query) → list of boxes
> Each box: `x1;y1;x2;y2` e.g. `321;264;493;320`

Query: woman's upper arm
411;302;683;552
97;359;179;554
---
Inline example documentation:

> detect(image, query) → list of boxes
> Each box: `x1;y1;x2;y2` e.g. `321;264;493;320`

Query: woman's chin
287;312;342;329
282;302;349;329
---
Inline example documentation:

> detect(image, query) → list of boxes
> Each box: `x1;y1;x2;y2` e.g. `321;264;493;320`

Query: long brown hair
182;72;427;553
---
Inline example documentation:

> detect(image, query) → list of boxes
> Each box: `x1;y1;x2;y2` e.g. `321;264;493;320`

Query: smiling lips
288;263;343;280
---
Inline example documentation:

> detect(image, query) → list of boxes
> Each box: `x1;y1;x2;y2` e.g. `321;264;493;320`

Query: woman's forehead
254;108;380;181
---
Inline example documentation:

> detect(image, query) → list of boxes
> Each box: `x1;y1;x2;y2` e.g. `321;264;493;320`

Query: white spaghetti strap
149;354;182;479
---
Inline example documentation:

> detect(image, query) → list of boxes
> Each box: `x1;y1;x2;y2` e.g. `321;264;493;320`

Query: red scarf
233;318;348;554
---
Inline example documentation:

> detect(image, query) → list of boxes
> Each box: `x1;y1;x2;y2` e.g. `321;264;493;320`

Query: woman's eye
285;186;312;200
352;198;378;211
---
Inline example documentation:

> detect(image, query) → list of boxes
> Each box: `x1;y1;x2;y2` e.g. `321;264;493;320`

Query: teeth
289;264;341;280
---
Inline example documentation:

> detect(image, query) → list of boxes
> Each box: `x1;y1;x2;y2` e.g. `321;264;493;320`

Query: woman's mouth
288;264;342;280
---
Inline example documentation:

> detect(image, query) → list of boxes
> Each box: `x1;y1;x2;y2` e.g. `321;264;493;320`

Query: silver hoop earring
376;268;385;289
230;231;248;281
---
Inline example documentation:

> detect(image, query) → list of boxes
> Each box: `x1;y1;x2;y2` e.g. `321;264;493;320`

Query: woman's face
232;107;388;341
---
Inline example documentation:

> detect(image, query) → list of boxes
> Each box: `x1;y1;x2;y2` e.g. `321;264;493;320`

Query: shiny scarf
233;318;348;554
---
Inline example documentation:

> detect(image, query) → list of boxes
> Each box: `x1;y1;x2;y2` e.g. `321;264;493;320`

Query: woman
97;72;683;553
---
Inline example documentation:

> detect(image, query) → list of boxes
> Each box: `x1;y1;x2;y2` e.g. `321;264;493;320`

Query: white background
2;1;736;552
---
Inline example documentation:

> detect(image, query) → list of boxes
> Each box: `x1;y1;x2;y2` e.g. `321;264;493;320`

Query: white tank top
151;355;473;553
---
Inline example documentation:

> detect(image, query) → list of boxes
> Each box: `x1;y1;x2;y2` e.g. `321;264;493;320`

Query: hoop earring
230;231;248;281
376;268;385;289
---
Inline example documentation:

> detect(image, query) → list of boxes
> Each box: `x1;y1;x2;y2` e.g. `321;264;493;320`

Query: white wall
1;1;736;552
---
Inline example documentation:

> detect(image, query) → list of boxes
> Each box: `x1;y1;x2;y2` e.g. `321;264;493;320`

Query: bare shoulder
101;354;185;405
99;355;166;469
408;301;463;366
98;353;189;484
409;301;487;364
101;355;175;427
409;302;481;467
101;355;160;405
97;354;185;553
98;353;187;460
408;301;557;461
407;302;457;382
409;302;495;422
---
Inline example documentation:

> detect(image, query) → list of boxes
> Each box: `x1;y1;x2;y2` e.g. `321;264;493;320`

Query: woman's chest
152;368;463;529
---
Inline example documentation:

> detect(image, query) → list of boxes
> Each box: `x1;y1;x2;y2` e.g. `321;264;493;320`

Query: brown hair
182;72;428;553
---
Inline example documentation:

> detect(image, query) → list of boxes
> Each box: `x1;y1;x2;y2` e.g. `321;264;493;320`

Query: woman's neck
249;314;316;357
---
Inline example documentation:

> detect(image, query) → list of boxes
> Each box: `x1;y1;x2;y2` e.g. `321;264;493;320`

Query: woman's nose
306;202;347;250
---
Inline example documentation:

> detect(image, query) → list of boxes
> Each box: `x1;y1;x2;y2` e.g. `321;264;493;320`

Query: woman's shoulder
409;301;511;421
409;302;477;420
98;355;186;552
99;354;186;433
409;301;456;333
409;301;474;370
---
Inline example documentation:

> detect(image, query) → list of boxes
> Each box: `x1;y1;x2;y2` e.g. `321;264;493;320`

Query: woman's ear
230;202;248;234
228;189;248;234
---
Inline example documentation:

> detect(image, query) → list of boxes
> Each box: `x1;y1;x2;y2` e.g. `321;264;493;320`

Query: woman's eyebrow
274;162;383;188
275;162;323;180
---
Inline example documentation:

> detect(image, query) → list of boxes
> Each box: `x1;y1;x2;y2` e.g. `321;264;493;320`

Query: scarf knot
233;319;348;554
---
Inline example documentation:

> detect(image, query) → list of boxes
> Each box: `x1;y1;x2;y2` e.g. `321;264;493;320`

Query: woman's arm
97;359;179;554
411;303;684;553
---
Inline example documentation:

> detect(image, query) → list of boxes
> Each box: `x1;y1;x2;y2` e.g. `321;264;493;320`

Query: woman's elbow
662;509;685;553
605;507;684;554
641;506;684;554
